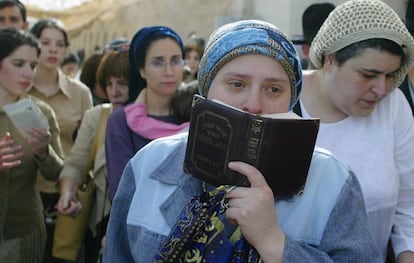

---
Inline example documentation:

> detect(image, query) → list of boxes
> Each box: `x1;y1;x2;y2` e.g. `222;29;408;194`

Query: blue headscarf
127;26;185;104
198;20;302;110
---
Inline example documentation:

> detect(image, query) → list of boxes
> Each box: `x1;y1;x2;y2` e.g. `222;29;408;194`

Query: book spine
243;117;265;167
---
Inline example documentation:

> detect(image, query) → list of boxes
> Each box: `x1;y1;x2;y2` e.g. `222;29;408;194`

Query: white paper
3;98;49;138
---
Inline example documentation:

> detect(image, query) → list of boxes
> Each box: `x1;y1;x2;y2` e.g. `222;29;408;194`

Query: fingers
26;128;50;156
228;161;268;188
56;199;82;217
0;133;23;170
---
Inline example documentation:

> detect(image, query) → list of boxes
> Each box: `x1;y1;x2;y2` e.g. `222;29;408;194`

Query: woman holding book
295;0;414;261
103;20;382;262
0;28;64;263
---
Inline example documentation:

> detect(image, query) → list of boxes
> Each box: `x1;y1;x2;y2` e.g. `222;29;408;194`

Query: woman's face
185;49;200;74
324;48;401;117
105;76;129;109
38;27;66;70
0;45;38;97
139;38;183;98
207;54;291;115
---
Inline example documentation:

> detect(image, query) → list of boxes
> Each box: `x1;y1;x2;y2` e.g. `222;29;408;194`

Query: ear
139;67;146;80
301;44;311;61
323;54;336;71
23;22;29;32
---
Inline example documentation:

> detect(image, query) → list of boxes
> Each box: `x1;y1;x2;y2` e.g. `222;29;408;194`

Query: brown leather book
184;95;320;199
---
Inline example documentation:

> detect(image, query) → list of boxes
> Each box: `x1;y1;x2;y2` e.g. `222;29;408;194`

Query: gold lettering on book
246;119;263;163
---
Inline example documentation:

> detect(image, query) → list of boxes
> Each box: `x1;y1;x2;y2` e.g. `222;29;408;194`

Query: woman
105;26;186;199
103;20;382;262
79;52;109;106
296;0;414;261
55;51;130;263
182;37;204;83
0;28;64;263
28;18;93;262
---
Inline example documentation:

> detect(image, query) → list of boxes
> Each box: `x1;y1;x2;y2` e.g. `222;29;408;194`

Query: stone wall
67;0;408;58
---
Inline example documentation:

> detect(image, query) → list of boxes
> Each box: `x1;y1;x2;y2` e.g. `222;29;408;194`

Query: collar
147;133;202;228
56;69;73;99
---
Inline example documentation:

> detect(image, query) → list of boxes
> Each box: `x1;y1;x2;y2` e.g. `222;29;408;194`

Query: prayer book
3;98;49;139
184;95;320;199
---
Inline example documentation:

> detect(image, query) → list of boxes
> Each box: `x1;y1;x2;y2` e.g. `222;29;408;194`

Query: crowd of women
1;0;414;262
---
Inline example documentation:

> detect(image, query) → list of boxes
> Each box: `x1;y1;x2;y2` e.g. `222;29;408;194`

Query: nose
164;62;174;75
241;89;263;114
371;75;388;98
108;83;119;96
22;65;34;79
49;43;58;53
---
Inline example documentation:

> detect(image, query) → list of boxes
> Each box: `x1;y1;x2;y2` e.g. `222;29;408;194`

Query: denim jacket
103;132;382;263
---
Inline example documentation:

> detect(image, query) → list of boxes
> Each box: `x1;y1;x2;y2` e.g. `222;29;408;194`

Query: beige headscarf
310;0;414;89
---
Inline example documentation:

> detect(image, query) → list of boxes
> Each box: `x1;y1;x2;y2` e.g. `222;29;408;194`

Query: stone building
25;0;408;58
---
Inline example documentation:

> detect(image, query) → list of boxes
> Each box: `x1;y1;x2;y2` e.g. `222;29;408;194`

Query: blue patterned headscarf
198;20;302;110
127;26;185;104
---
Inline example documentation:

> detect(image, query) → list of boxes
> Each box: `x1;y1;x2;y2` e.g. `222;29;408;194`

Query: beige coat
59;103;112;233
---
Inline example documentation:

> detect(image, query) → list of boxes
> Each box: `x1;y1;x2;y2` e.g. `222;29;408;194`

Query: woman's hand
26;128;50;159
55;177;82;218
0;132;23;170
225;161;285;263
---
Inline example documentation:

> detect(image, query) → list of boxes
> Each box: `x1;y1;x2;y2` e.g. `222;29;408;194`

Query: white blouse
300;88;414;259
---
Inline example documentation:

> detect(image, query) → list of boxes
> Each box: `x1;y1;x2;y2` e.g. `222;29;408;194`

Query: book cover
3;98;49;139
183;95;320;199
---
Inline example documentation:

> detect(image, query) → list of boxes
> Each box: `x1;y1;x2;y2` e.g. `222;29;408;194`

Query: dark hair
127;26;185;105
30;18;69;47
96;51;129;96
61;53;80;66
303;3;335;44
79;53;104;90
171;80;198;123
0;0;26;23
293;2;335;45
332;38;405;67
406;0;414;37
184;40;203;59
0;27;40;62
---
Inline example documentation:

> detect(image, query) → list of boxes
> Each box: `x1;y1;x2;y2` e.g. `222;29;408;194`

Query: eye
152;60;164;67
362;73;376;79
171;58;184;66
119;80;129;86
267;86;284;94
228;81;244;89
12;61;24;67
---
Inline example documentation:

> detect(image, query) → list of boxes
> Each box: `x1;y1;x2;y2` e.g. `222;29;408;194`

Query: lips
361;99;377;107
161;81;178;87
47;57;58;64
18;82;31;89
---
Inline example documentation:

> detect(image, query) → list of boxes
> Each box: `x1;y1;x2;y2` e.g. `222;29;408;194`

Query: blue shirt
103;132;382;262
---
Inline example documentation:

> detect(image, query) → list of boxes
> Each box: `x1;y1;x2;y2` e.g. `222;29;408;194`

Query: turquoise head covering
198;19;302;110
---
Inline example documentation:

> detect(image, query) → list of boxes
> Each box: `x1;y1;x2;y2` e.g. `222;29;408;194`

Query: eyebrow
360;67;399;75
151;54;181;59
222;72;289;83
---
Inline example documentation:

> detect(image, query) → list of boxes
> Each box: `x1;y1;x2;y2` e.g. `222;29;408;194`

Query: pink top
124;103;189;139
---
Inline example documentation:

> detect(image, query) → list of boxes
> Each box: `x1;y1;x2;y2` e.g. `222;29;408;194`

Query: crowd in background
0;0;414;262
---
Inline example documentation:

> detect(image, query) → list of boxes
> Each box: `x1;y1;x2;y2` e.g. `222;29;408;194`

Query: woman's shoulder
108;105;126;120
58;69;92;96
27;95;55;115
309;147;351;187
